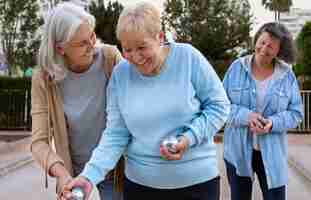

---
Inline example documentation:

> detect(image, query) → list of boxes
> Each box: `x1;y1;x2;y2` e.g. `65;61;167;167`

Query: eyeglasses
66;31;96;49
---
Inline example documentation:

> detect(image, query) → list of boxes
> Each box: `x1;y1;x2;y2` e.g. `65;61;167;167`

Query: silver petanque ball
71;187;85;200
162;136;179;153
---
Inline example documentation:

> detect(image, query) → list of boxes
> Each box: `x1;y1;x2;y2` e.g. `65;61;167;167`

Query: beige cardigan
31;44;122;191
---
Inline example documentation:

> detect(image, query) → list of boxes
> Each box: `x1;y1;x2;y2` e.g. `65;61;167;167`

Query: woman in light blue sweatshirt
223;22;303;200
62;2;230;200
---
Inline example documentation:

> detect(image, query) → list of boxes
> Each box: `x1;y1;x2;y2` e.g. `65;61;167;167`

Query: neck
150;46;169;76
254;56;274;70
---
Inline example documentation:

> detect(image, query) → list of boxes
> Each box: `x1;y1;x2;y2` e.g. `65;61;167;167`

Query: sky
115;0;311;33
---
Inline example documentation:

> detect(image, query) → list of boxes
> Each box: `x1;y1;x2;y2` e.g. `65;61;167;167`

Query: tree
163;0;252;75
262;0;292;21
0;0;42;75
89;0;123;46
295;21;311;77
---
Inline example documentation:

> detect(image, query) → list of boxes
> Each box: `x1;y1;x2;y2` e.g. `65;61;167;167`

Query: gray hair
253;22;296;64
38;2;95;81
116;2;161;40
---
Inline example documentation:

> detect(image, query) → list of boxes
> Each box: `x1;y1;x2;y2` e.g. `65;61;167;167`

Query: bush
0;77;31;130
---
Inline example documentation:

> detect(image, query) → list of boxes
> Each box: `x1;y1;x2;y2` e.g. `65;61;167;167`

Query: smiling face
59;22;96;73
254;32;280;66
120;31;165;76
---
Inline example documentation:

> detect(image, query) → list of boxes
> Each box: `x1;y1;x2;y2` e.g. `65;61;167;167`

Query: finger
254;119;264;129
263;122;272;132
249;120;257;128
175;140;187;153
160;146;182;160
62;190;72;200
159;146;170;159
165;152;182;160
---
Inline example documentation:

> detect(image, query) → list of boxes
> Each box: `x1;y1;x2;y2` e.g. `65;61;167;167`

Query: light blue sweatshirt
81;42;230;189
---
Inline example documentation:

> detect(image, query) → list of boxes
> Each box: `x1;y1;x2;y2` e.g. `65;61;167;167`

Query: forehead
70;23;93;42
119;31;156;47
257;32;280;45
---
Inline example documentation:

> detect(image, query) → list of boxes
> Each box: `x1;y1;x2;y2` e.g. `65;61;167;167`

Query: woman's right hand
61;176;93;200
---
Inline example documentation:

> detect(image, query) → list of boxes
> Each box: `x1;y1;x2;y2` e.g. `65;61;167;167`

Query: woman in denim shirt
223;22;303;200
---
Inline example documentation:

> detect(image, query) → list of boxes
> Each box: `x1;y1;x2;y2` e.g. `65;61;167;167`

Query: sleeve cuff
268;116;278;132
239;108;252;126
80;164;106;186
179;130;197;148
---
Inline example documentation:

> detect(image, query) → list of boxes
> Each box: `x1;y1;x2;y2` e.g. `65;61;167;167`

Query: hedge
0;77;31;130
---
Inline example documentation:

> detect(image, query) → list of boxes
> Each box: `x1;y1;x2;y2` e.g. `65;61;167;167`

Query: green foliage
89;0;123;47
296;21;311;77
0;77;31;130
302;80;311;90
163;0;252;74
0;0;41;76
293;63;305;77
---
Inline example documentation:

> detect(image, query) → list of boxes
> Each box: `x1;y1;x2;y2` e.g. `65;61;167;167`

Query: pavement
0;131;311;186
0;131;33;177
287;134;311;182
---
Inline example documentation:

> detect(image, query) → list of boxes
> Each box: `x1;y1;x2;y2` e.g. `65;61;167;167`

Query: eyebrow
71;32;94;43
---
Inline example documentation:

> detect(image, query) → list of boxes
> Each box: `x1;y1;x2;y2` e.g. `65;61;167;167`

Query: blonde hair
38;2;95;81
116;2;162;40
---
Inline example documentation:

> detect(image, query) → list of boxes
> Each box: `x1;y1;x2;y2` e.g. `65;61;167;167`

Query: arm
31;71;67;173
181;46;230;147
222;64;253;128
268;78;304;133
31;71;71;192
80;71;130;186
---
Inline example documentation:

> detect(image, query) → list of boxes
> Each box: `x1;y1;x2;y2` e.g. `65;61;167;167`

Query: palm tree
262;0;292;21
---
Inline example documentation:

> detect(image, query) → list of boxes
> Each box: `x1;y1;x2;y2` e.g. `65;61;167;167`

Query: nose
132;52;144;63
124;50;144;64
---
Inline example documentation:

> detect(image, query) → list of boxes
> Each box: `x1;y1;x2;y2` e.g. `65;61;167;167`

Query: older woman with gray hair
222;22;303;200
31;2;123;199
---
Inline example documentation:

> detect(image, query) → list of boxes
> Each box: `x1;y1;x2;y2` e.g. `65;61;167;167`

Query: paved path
1;132;311;200
0;162;56;200
217;143;311;200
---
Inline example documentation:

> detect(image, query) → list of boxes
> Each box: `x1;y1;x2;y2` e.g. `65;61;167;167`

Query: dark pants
225;150;285;200
123;176;220;200
97;179;123;200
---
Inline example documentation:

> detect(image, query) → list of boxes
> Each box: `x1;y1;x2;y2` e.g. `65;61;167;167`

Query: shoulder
98;44;120;55
112;59;131;76
226;55;250;76
171;42;199;56
31;68;50;93
277;61;298;83
32;68;46;85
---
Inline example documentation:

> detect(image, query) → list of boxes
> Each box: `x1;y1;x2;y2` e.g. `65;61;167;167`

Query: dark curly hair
253;22;296;64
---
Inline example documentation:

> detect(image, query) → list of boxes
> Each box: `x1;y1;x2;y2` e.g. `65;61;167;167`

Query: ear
55;43;65;55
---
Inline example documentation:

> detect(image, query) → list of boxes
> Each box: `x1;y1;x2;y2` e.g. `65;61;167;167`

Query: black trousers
225;150;285;200
123;176;220;200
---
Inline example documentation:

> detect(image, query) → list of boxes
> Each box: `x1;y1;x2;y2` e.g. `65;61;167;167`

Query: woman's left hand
250;118;273;135
160;136;189;160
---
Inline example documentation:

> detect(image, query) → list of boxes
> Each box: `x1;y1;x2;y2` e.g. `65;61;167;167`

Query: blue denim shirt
223;55;303;189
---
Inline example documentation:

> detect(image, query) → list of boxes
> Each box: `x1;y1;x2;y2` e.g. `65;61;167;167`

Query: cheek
123;52;132;62
272;48;280;57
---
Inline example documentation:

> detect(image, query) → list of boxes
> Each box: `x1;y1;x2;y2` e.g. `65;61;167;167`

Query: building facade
280;8;311;38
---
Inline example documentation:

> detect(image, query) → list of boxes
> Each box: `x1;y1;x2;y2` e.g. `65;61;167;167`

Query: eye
123;48;132;53
138;46;146;50
260;40;265;45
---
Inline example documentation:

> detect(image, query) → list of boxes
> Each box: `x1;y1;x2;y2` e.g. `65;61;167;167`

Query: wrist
49;162;70;178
